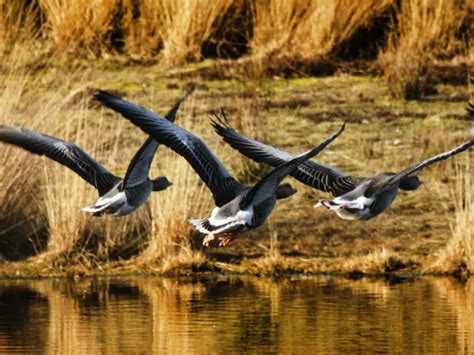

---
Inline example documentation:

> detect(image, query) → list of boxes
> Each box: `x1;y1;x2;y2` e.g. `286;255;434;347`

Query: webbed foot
218;235;233;247
202;233;215;247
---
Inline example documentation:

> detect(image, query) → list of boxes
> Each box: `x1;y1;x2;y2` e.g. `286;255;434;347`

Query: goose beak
314;199;330;210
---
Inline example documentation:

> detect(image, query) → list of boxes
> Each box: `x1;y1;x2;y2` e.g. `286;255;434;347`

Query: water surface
0;276;472;353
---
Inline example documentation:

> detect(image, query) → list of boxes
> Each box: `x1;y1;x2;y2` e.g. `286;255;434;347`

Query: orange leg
218;234;233;247
202;233;215;247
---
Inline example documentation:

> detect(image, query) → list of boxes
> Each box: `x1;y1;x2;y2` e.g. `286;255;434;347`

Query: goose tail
189;218;213;234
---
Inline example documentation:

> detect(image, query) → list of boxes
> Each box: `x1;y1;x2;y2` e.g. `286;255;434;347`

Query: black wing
394;140;474;181
376;139;474;195
100;87;195;187
211;114;360;197
243;124;345;208
0;126;120;196
94;92;243;206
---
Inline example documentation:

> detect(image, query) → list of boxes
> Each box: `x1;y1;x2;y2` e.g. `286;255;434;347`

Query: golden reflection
0;276;472;353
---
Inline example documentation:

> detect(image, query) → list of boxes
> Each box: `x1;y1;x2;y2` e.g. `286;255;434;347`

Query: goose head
152;176;172;191
275;183;297;199
399;175;422;191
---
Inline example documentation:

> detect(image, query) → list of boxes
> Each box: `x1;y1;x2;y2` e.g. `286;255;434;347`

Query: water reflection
0;276;472;353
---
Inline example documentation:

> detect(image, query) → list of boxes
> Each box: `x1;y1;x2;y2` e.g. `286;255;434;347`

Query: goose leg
202;233;215;247
90;206;115;217
218;234;233;247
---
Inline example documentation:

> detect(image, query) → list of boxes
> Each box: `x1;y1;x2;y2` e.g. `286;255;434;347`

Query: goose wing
0;126;120;196
396;140;474;179
96;87;194;188
94;92;243;206
376;139;474;195
242;124;345;209
211;115;359;197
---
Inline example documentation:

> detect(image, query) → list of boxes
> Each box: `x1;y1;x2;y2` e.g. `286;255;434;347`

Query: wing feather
211;116;359;197
0;126;120;196
94;92;243;206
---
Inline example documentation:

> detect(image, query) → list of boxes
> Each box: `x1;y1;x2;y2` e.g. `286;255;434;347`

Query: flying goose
94;91;345;246
0;87;193;216
212;116;473;220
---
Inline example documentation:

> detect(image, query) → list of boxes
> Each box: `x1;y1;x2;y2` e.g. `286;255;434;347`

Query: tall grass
157;0;236;66
428;156;473;277
121;0;164;59
122;0;237;63
39;0;119;57
249;0;393;74
0;55;48;259
0;0;470;77
0;0;40;55
379;0;468;99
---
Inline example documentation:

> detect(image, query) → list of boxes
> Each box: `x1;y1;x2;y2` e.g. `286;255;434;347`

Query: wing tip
93;90;124;105
210;108;233;134
466;102;474;117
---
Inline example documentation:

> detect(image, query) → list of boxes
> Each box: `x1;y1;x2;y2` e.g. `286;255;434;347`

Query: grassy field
0;53;472;277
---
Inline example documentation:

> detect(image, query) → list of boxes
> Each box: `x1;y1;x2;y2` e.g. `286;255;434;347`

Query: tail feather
82;201;114;213
189;219;213;234
189;218;246;235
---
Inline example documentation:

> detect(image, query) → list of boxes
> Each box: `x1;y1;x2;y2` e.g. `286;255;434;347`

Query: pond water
0;275;472;353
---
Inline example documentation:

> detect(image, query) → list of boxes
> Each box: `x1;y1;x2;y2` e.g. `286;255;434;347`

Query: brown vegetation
427;157;473;278
379;0;468;99
39;0;119;57
249;0;393;75
0;1;471;77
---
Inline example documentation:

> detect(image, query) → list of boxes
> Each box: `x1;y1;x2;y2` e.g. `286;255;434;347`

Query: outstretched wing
211;115;360;197
372;140;474;195
394;140;474;182
98;87;195;188
242;124;345;208
94;92;243;206
0;126;120;196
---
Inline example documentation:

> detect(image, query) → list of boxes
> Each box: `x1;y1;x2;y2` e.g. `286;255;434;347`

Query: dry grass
121;0;236;64
249;0;393;74
379;0;468;99
157;0;236;66
136;147;211;268
0;0;40;55
427;156;473;277
39;0;119;57
121;0;164;60
340;248;400;274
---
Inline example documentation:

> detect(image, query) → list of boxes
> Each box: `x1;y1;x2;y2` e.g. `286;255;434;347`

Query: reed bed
428;156;473;277
0;0;40;55
122;0;236;64
249;0;393;74
0;0;469;80
379;0;468;99
38;0;119;57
